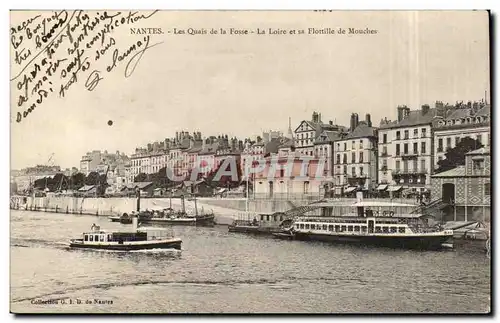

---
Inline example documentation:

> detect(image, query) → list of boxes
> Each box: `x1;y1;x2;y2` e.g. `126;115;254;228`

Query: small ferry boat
138;195;215;226
108;212;134;224
286;200;454;250
228;212;287;235
69;218;182;251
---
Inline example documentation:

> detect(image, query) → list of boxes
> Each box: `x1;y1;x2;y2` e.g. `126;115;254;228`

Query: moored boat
286;200;454;250
69;218;182;251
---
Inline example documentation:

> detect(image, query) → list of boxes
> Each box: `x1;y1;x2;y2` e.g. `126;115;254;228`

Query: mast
245;159;249;213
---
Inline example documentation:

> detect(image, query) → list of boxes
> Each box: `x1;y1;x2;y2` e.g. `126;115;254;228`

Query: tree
85;171;100;185
70;172;86;189
436;136;483;173
134;172;148;183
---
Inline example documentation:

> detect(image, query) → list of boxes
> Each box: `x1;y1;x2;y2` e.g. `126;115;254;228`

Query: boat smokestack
136;187;141;212
132;216;138;231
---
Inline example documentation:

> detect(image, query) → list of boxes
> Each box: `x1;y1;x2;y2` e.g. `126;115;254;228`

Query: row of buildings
13;100;490;202
71;99;488;200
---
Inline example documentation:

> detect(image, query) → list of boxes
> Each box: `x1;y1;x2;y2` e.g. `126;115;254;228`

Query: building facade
333;113;377;195
431;147;491;222
378;104;437;194
433;101;490;167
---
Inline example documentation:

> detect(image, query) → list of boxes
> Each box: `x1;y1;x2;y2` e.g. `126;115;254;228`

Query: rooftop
432;166;466;178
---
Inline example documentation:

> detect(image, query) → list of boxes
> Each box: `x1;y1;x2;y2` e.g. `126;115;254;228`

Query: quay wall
18;195;420;225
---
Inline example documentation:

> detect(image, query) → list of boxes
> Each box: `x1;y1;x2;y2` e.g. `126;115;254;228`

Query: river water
10;210;490;314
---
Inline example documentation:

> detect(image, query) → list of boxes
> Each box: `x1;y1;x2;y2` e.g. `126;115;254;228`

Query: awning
387;185;402;192
344;187;356;193
377;184;388;191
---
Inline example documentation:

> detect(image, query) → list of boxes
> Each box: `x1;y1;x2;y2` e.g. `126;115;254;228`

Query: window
383;227;389;233
354;226;360;232
341;225;347;231
446;138;451;150
382;146;387;156
344;143;347;150
348;226;353;232
390;227;397;233
359;140;363;149
421;159;426;173
89;235;93;241
375;227;382;233
485;183;491;196
352;167;356;176
266;215;270;221
477;134;482;144
336;154;340;164
438;138;443;152
108;234;112;241
351;152;356;163
343;154;347;164
260;215;264;221
404;130;409;139
335;225;340;232
413;159;418;172
311;224;316;230
383;134;387;143
413;143;418;154
304;181;309;194
421;128;427;138
360;166;364;176
395;160;401;171
403;160;408;173
84;235;89;241
100;235;104;242
473;159;485;173
455;137;460;146
399;227;406;233
396;131;401;140
421;142;426;154
328;225;334;231
403;143;408;155
359;152;364;163
322;224;327;230
396;144;400;156
413;129;418;138
352;141;355;149
361;226;367;233
94;235;99;242
305;224;310;230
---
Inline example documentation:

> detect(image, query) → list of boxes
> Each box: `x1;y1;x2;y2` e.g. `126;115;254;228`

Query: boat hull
140;215;215;226
228;225;280;235
69;239;182;251
292;232;452;250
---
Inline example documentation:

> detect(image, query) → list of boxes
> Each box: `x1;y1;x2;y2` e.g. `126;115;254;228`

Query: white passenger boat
69;218;182;251
287;200;454;250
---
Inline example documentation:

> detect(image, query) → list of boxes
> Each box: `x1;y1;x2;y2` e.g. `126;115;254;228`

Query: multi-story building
431;147;491;222
378;104;438;194
79;150;102;175
433;101;490;167
294;112;344;157
333;113;377;195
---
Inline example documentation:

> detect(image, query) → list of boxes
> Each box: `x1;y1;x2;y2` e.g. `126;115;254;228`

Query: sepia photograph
9;9;491;314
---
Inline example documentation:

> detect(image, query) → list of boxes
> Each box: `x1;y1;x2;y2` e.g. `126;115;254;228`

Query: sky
10;10;490;169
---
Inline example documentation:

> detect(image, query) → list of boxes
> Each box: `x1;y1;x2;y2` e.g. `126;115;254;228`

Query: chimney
350;113;356;132
329;120;333;125
421;104;430;116
312;112;319;123
435;101;445;117
319;113;322;123
354;113;359;129
397;106;404;122
365;114;372;127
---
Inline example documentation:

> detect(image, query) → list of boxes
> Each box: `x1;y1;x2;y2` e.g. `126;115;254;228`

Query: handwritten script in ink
10;10;163;123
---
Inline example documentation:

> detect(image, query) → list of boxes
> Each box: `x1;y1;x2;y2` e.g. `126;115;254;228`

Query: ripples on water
10;210;491;314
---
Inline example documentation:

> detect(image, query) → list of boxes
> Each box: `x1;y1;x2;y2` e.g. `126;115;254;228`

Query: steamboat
69;218;182;251
281;200;454;250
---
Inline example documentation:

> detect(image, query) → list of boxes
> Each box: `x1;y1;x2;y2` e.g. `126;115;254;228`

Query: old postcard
10;10;491;314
